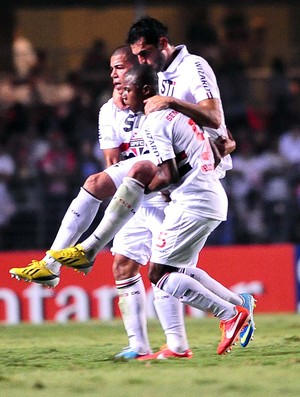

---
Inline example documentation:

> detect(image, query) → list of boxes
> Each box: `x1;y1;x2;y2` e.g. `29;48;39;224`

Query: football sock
157;271;236;321
116;274;151;355
180;267;243;306
153;285;189;353
45;187;102;273
81;177;145;258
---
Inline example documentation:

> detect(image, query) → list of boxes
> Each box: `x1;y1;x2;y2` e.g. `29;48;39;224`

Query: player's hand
209;138;222;168
144;95;171;115
161;190;171;202
214;131;236;157
112;87;128;110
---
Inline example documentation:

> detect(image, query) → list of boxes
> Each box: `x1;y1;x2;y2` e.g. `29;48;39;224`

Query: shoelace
59;247;84;258
28;260;46;269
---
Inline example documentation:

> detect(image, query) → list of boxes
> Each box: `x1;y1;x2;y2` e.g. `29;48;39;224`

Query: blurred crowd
0;11;299;249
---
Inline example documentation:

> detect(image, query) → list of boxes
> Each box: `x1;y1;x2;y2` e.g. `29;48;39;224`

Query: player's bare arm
144;96;221;129
145;158;179;194
103;148;121;167
214;132;236;157
144;96;236;157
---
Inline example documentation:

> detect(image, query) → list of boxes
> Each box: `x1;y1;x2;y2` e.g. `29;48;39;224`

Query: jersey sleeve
189;56;221;103
143;112;175;164
98;99;120;149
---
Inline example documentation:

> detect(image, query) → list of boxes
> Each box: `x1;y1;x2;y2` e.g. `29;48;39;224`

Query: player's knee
84;173;102;195
148;263;164;285
112;256;140;281
128;161;157;186
149;263;179;285
83;172;116;199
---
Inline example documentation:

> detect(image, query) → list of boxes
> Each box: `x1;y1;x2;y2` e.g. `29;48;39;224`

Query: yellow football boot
9;260;59;288
47;243;93;275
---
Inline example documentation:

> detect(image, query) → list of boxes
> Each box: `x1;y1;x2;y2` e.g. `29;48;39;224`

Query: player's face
110;54;134;93
122;75;144;113
130;37;165;72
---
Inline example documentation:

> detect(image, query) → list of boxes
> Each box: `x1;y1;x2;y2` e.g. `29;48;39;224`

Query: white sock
81;177;145;258
180;268;243;306
44;188;102;273
157;272;236;321
153;285;189;353
116;274;151;355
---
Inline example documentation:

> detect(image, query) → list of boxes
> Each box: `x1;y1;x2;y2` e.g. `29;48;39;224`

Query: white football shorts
150;202;222;268
104;154;156;189
111;204;166;266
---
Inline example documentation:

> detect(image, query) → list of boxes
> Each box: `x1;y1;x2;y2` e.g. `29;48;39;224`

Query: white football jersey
144;109;228;221
158;45;232;177
98;98;166;207
98;98;149;158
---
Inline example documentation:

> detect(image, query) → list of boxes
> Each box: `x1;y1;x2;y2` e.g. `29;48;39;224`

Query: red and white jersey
98;98;149;159
144;109;228;221
158;45;232;178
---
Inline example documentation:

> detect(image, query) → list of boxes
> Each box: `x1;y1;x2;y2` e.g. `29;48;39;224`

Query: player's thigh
104;154;155;188
112;206;165;266
151;204;221;268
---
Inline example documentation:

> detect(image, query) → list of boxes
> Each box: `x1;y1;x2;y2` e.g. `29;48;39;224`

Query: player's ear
142;84;152;96
158;37;168;50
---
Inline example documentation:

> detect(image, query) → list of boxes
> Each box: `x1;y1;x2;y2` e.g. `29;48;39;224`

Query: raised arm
144;96;221;129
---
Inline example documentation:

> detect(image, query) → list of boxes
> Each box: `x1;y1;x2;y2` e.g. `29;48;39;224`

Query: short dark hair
126;16;169;47
111;45;138;66
126;64;158;93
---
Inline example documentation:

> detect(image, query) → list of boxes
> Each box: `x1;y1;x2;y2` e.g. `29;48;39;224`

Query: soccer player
126;15;255;349
9;45;193;360
126;16;235;178
110;16;236;359
125;15;255;349
98;46;192;359
42;64;252;356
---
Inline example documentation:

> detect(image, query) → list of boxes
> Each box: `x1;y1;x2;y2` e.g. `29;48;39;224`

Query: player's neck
162;46;179;71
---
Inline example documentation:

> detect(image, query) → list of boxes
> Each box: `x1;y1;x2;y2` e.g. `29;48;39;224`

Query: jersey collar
164;45;189;73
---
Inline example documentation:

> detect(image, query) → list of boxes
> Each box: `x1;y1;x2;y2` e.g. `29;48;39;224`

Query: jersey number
156;231;167;248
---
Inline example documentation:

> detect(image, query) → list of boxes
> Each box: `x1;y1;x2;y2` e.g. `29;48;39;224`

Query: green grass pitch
0;313;299;397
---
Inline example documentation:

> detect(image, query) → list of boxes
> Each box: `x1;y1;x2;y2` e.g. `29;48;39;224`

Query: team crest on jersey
120;138;149;158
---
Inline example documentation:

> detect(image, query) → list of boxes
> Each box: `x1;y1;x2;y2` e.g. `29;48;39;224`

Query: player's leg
149;264;249;356
46;172;115;272
149;206;192;357
112;204;162;359
180;267;256;347
113;254;151;359
152;285;192;358
48;176;146;272
155;203;255;348
111;207;153;359
113;203;193;360
180;267;243;305
143;207;249;356
9;171;114;286
81;160;157;256
48;160;158;269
